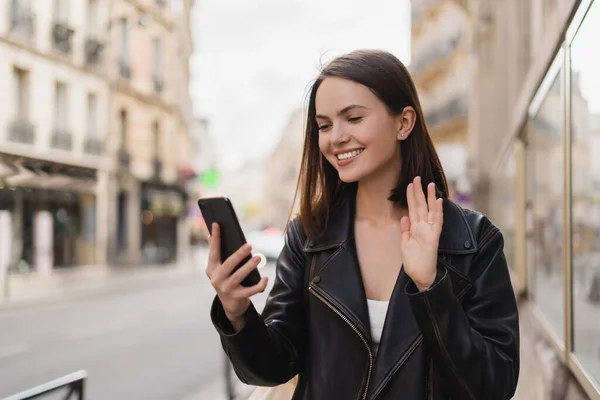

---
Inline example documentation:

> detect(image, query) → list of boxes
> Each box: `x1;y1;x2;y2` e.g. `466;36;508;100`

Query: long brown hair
290;49;448;240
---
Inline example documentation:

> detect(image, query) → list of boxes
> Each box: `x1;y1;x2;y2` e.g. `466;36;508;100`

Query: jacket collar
303;186;479;255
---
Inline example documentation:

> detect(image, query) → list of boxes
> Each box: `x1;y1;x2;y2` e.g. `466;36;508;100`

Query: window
54;82;68;131
87;93;97;137
119;109;128;149
119;18;129;65
53;0;68;23
87;0;98;35
13;67;29;119
570;0;600;384
153;120;160;157
529;68;564;341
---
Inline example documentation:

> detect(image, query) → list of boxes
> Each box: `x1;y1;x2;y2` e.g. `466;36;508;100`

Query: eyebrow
315;104;370;120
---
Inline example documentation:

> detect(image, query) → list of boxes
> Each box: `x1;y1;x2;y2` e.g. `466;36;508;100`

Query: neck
355;168;407;225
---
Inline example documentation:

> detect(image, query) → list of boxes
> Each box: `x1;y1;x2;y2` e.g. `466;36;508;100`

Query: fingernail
253;255;261;263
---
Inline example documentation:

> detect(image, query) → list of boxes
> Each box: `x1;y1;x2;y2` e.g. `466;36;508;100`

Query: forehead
315;77;378;113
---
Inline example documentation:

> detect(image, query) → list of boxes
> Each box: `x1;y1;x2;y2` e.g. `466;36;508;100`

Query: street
0;262;276;400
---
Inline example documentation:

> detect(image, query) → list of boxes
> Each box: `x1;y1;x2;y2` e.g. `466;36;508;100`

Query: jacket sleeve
406;224;520;400
210;219;307;387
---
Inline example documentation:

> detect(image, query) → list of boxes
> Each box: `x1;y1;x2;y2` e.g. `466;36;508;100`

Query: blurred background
0;0;599;399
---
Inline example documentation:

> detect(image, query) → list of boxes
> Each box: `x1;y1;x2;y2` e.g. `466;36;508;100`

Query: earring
400;133;404;138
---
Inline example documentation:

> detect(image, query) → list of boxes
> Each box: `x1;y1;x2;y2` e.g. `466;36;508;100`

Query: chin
337;170;363;183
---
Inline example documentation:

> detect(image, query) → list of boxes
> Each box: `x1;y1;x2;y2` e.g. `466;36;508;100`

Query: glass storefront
488;1;600;395
570;0;600;385
530;68;565;341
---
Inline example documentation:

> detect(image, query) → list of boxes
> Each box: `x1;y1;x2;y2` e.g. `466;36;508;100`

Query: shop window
570;0;600;384
530;69;564;341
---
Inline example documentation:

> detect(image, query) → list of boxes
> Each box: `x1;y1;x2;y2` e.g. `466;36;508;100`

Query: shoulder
441;199;502;255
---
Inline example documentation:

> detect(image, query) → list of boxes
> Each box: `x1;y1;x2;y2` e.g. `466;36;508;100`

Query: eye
318;124;331;131
348;116;363;123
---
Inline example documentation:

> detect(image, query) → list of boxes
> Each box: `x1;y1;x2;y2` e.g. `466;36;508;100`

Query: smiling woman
207;49;519;400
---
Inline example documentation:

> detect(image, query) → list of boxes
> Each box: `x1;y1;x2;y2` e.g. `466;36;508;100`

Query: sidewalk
0;246;209;312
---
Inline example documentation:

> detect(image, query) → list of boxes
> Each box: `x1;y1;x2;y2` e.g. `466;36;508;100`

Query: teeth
337;149;364;160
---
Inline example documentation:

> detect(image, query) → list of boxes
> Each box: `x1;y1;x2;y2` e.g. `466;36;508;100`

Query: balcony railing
412;31;462;73
50;129;73;150
7;118;35;144
84;37;104;66
119;148;130;168
84;136;103;155
9;4;35;41
119;61;131;80
424;96;469;128
52;21;74;55
4;370;86;400
153;77;164;94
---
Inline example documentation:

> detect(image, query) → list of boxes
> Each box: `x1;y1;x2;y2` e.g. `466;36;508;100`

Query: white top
367;299;389;346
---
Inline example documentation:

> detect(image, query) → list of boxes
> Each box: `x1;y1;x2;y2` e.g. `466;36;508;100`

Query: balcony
119;61;131;80
119;148;130;168
52;21;74;55
153;76;164;95
50;129;73;150
7;118;35;144
153;158;162;181
84;136;103;155
85;37;104;66
424;96;469;130
9;5;35;41
412;31;462;74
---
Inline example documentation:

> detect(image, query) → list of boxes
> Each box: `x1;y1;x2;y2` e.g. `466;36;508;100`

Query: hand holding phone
200;197;268;328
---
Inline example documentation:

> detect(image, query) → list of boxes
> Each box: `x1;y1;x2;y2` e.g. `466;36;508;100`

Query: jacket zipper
309;285;373;400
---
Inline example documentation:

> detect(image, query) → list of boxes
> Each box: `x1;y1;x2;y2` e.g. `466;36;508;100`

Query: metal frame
3;370;87;400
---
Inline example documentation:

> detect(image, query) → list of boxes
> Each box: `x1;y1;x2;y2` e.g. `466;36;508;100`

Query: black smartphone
198;196;261;287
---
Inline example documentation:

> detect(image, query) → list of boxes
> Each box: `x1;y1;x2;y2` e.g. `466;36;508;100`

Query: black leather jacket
211;195;520;400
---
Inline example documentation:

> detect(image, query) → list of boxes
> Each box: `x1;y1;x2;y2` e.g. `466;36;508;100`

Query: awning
0;156;97;193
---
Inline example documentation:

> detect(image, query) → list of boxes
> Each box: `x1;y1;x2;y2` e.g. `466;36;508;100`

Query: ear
396;106;417;141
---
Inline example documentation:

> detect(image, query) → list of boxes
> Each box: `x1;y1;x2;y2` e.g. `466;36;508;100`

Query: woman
206;49;519;399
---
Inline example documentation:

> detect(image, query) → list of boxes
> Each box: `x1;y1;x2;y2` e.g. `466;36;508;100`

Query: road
0;263;276;400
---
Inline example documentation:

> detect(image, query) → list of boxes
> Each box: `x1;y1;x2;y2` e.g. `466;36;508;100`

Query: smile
336;149;364;160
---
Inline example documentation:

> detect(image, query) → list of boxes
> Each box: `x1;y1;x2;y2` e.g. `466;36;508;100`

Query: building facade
106;0;193;266
465;0;600;398
0;0;197;281
0;0;111;275
261;108;305;230
410;0;473;207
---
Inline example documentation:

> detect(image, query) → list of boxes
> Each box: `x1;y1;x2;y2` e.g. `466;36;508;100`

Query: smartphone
198;197;261;287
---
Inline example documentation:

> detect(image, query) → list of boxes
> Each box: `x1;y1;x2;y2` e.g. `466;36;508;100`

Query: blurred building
0;0;197;278
106;0;194;265
410;0;472;207
464;0;600;398
262;108;305;230
0;0;112;274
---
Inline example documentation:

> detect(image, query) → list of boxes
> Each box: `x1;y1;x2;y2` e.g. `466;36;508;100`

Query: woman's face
315;77;406;184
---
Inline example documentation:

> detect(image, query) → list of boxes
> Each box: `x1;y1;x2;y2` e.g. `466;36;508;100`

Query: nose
331;124;349;146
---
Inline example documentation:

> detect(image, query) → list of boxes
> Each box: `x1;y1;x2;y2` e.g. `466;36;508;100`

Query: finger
436;198;444;227
233;276;269;299
206;223;221;277
214;244;253;281
427;183;436;224
406;183;418;224
414;176;428;221
226;255;262;289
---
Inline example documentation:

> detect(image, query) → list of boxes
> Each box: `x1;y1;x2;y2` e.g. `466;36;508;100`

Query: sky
189;0;411;171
